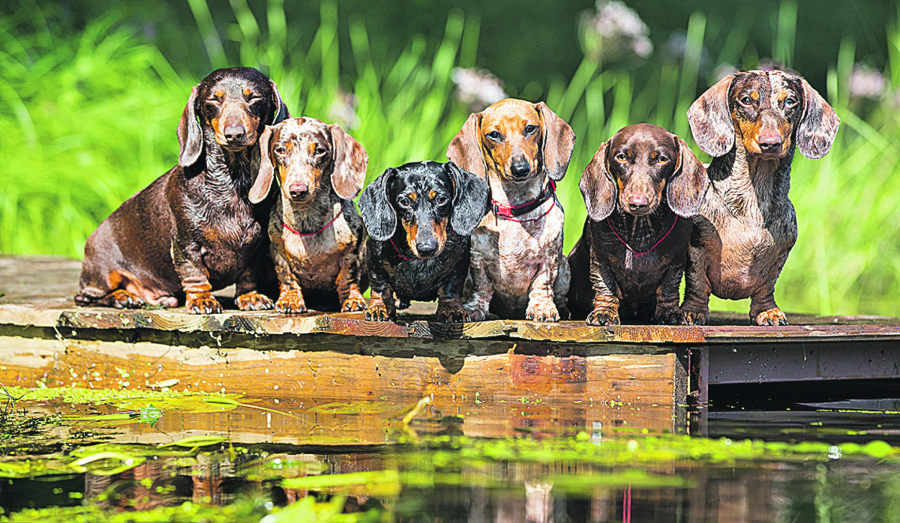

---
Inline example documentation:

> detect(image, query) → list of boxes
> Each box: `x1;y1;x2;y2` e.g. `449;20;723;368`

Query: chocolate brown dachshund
681;70;840;325
568;124;708;325
76;67;289;314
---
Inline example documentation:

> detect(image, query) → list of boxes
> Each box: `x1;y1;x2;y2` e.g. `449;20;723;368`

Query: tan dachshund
682;70;840;325
250;117;368;314
448;98;575;321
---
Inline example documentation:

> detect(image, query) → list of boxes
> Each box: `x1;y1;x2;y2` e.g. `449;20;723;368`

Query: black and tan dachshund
681;70;840;326
568;124;708;325
76;67;289;314
358;161;490;323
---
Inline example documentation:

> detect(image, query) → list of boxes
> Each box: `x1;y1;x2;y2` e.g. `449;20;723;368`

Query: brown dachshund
568;124;708;325
681;70;840;325
250;117;368;314
447;98;575;322
75;67;289;314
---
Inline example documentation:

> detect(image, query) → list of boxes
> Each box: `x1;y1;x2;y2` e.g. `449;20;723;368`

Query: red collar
491;179;557;222
283;208;343;236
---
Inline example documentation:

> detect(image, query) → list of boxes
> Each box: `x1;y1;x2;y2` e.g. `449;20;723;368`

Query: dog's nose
510;158;531;178
627;194;650;211
758;130;783;152
288;183;309;199
416;240;439;257
223;125;246;143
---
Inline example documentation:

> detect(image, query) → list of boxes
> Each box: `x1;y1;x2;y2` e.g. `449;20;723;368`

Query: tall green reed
1;0;898;317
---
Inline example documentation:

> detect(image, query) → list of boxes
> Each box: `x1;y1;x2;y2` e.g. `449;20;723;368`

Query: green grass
1;1;898;317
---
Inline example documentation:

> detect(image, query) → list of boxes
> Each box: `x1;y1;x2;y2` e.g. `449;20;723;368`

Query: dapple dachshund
250;117;368;314
568;124;708;325
358;161;490;323
447;98;575;322
681;69;840;325
76;67;289;314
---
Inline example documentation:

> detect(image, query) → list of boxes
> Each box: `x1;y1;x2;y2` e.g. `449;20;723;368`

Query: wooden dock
2;255;899;439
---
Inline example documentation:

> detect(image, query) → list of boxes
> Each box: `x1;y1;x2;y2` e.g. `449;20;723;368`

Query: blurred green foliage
1;0;898;316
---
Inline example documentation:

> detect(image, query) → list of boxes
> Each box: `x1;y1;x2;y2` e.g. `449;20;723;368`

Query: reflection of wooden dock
3;256;900;435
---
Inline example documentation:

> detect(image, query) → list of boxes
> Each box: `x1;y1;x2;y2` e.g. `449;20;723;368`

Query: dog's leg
234;258;275;312
172;241;223;315
365;261;396;322
435;256;470;323
655;263;687;325
525;242;563;323
271;248;307;314
463;249;493;321
680;245;712;325
749;249;790;326
336;249;367;313
585;247;620;326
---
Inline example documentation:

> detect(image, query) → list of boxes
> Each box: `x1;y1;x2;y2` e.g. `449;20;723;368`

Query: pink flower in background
849;63;885;100
580;0;653;62
329;88;361;130
452;67;507;112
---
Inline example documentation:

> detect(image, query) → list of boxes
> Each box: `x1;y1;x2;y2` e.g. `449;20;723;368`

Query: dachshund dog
249;117;368;314
447;98;575;322
75;67;289;314
358;161;490;323
568;124;708;325
681;70;840;325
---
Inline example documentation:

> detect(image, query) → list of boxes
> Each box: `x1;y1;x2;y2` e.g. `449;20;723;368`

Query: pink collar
389;238;425;261
492;179;557;223
606;215;678;258
283;208;343;236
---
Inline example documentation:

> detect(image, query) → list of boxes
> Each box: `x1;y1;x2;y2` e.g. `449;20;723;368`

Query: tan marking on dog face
428;190;437;200
478;98;543;180
729;71;803;158
432;217;448;254
409;192;417;202
270;118;333;202
403;221;419;256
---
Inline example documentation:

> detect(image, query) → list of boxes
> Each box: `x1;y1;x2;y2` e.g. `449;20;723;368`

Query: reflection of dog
76;67;289;313
682;70;840;325
568;124;708;325
250;117;368;314
358;161;489;323
447;98;575;322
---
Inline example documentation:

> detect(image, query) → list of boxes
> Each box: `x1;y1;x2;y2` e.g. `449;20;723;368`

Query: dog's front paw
276;290;307;314
109;289;145;309
186;292;223;315
341;291;368;312
236;291;274;311
436;299;468;323
586;306;620;326
525;301;560;323
755;308;789;326
680;308;709;326
654;305;686;325
365;302;395;322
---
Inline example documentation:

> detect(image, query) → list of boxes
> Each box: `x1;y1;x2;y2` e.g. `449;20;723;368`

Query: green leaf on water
140;404;163;427
162;435;227;448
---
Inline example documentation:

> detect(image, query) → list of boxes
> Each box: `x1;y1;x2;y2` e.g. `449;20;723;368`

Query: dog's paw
341;292;368;312
586;306;620;326
275;290;307;314
109;289;145;309
365;303;395;322
236;291;275;312
680;308;709;326
186;293;223;315
654;305;686;325
525;301;560;323
436;300;468;323
755;308;789;326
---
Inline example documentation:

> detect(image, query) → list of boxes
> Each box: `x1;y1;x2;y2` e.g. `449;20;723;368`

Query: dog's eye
486;130;503;142
436;195;450;206
657;156;669;164
397;197;412;208
615;153;628;162
784;96;798;108
314;146;327;156
523;124;538;136
274;145;287;155
739;94;753;106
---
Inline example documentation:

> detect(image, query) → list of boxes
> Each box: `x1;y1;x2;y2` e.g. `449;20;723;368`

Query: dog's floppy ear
269;79;290;125
447;162;490;236
177;86;203;168
796;78;840;159
329;123;368;200
667;137;709;217
536;102;576;181
249;126;275;204
358;168;397;241
580;141;617;222
447;112;487;178
688;75;735;157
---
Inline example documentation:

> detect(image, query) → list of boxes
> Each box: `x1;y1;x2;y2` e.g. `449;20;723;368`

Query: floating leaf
162;435;227;448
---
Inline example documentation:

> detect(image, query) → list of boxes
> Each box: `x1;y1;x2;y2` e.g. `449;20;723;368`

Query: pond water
2;382;900;522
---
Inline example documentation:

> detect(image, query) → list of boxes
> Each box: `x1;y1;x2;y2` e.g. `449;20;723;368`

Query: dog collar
283;208;343;237
388;238;425;261
606;215;678;258
491;179;557;221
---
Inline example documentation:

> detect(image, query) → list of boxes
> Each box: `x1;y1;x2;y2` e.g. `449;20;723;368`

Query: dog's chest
279;214;356;286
